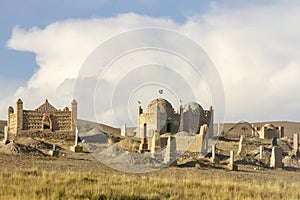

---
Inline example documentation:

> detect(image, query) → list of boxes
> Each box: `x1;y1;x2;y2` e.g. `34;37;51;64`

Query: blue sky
1;0;300;123
0;0;212;80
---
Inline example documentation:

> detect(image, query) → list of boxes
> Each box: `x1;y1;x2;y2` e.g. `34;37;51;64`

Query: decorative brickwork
8;99;77;137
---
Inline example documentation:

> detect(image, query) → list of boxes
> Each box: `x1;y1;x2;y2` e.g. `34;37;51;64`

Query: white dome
147;98;174;115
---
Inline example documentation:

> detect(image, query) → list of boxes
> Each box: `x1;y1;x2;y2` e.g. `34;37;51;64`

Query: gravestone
199;125;208;155
259;145;264;160
237;135;245;156
293;133;299;156
121;124;126;137
3;126;9;145
271;137;277;146
230;151;234;165
49;144;59;157
270;146;282;168
164;136;177;165
227;150;238;171
70;128;83;152
251;124;255;137
210;144;219;163
212;144;216;160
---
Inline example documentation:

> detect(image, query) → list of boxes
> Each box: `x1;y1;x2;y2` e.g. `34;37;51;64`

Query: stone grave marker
227;150;238;171
270;146;282;168
121;124;126;137
49;144;59;157
164;136;177;165
293;133;299;156
259;145;264;160
70;128;83;152
237;135;245;156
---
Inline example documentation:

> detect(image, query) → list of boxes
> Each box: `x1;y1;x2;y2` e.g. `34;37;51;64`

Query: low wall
16;130;75;141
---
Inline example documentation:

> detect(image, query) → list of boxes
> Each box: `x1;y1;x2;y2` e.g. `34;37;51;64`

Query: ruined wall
137;113;155;137
260;128;278;139
175;135;194;152
16;130;75;140
8;113;17;135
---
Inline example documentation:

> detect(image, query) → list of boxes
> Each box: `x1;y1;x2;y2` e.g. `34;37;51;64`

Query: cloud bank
4;1;300;125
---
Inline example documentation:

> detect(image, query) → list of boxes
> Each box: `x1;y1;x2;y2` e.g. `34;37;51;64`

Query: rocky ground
0;134;298;175
0;119;299;185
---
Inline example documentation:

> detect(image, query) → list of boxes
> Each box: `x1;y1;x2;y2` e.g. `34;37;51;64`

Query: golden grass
0;168;299;200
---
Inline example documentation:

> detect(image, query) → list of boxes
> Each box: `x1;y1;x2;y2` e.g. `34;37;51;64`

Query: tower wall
208;106;214;138
71;99;78;131
16;99;23;134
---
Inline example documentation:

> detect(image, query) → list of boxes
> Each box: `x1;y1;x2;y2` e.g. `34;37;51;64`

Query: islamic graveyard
0;98;300;199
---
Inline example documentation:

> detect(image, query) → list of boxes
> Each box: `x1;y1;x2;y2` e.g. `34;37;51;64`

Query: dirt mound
21;137;54;149
113;151;160;165
88;144;164;172
116;137;140;152
102;145;125;157
0;143;45;156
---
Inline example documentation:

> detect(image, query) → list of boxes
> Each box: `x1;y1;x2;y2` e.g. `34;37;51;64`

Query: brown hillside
1;119;299;138
77;119;120;136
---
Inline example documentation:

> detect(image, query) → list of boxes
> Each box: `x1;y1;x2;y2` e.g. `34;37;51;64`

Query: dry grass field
0;119;299;199
0;163;299;200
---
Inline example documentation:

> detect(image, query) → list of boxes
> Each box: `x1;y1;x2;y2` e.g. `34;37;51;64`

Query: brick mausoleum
7;98;77;136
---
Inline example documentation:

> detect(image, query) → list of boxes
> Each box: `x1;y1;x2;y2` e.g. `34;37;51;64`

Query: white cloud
3;1;300;125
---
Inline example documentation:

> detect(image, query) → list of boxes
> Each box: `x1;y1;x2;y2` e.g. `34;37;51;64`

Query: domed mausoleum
255;123;284;139
136;98;213;138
